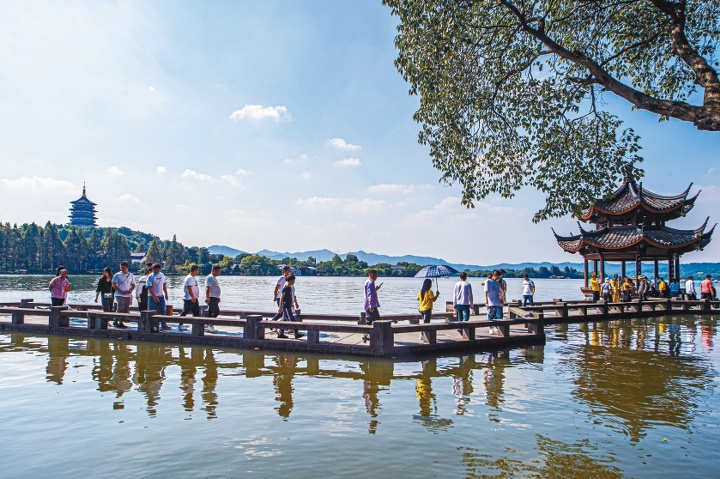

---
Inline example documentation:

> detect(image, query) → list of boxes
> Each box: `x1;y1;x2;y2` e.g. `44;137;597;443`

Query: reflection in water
566;318;716;443
273;354;297;419
0;315;717;441
361;360;392;434
459;434;624;478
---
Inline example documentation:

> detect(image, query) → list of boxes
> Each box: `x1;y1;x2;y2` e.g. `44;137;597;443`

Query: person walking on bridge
363;269;382;342
701;275;714;300
454;272;473;322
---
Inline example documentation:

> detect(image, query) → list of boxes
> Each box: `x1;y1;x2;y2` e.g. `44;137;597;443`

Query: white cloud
296;196;345;209
117;193;140;203
343;199;387;214
1;176;75;191
229;104;291;122
108;166;124;176
221;175;238;186
156;166;167;175
326;138;361;151
181;169;213;182
366;183;431;195
334;157;361;167
235;168;250;176
301;172;313;180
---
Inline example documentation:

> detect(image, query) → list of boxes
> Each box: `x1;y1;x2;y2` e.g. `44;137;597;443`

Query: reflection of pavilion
569;320;713;442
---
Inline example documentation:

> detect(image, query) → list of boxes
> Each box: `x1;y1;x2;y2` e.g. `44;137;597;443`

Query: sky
0;1;719;266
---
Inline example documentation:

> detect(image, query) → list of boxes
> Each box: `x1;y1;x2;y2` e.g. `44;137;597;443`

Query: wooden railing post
87;311;98;330
359;312;367;325
370;321;393;353
702;299;711;312
49;306;68;328
139;310;157;333
11;298;33;324
245;314;264;340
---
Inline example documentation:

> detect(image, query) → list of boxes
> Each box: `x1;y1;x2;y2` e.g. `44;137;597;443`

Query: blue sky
1;1;718;266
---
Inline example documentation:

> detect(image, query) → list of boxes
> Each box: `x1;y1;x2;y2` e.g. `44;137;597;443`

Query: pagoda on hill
553;180;714;289
68;183;98;227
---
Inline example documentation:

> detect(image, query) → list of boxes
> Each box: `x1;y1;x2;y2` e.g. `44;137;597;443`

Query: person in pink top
700;275;714;300
49;268;71;306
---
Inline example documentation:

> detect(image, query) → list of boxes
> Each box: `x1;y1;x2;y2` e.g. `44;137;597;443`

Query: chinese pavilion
553;180;714;289
68;183;98;227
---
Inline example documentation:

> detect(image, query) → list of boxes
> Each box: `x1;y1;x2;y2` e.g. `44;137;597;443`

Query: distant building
68;183;98;227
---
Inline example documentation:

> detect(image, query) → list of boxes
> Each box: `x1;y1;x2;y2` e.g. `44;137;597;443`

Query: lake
1;275;719;478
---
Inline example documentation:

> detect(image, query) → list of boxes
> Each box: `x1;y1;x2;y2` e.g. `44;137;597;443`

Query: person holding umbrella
417;278;439;324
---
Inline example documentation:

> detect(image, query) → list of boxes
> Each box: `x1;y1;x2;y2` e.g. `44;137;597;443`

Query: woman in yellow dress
589;272;600;302
610;274;621;303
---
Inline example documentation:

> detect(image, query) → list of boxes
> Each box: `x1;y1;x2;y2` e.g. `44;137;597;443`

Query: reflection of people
49;268;71;306
454;272;473;321
95;267;115;312
205;265;222;318
273;354;296;419
451;356;475;415
417;278;439;324
112;261;135;328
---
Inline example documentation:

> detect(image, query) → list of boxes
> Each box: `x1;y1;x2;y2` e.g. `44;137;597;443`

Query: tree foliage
384;0;720;221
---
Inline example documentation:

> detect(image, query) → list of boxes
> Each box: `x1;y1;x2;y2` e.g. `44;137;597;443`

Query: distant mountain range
207;244;652;273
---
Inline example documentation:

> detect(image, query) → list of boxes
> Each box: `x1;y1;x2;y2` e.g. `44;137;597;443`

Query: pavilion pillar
593;260;598;276
621;261;626;279
654;259;659;281
583;257;589;288
635;257;641;289
674;254;681;283
600;259;605;282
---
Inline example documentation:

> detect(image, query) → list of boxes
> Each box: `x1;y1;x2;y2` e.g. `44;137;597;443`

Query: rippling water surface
1;275;719;478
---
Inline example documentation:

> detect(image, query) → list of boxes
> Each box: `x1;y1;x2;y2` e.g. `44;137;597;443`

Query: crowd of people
48;264;716;338
588;272;716;303
49;262;224;332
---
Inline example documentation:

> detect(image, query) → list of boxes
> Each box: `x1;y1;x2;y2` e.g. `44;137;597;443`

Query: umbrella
415;264;460;291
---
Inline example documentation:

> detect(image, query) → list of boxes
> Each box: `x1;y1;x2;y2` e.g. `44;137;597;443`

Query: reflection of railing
0;299;544;357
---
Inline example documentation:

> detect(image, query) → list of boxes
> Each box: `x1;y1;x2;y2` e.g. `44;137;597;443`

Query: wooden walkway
0;299;543;358
2;297;716;357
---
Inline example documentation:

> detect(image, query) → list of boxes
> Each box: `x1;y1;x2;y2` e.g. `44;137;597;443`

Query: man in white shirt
205;264;222;318
111;261;135;328
147;263;170;330
453;272;473;321
178;265;200;331
521;274;535;306
685;275;696;300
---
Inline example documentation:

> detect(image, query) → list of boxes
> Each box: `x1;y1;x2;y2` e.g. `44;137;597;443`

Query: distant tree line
466;265;584;279
0;223;426;277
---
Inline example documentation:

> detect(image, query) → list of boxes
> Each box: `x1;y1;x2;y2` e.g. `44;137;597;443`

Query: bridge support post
50;306;69;328
139;310;157;333
370;321;393;354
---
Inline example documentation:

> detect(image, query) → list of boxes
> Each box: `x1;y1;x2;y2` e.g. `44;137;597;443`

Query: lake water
1;275;719;478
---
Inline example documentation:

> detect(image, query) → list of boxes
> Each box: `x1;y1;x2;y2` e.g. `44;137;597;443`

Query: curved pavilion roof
579;181;698;222
553;219;715;255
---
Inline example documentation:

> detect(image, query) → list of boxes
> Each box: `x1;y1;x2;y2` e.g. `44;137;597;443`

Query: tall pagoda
553;180;714;288
68;183;98;227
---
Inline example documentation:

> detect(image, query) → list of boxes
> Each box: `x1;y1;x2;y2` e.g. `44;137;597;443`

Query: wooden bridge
2;296;717;357
0;299;543;357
